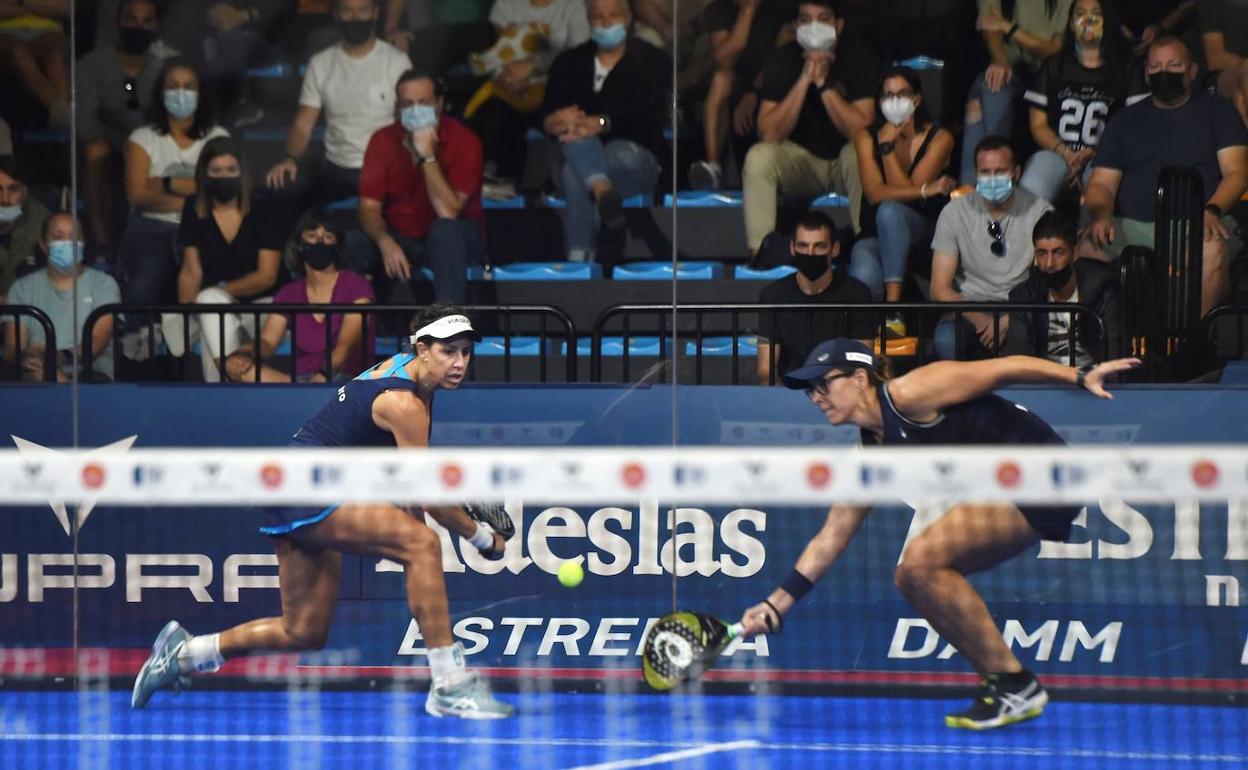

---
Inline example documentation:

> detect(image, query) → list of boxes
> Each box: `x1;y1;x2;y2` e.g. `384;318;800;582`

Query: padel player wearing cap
133;304;516;719
737;339;1140;730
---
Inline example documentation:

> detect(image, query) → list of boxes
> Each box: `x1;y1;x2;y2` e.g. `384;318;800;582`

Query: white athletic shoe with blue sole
425;672;515;719
131;620;191;709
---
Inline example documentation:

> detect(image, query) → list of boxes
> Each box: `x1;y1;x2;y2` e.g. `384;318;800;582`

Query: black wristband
1204;203;1223;218
1076;370;1087;389
1005;22;1020;42
779;569;815;601
162;176;175;195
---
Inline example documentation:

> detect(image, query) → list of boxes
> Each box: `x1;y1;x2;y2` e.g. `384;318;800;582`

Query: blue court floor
2;690;1244;770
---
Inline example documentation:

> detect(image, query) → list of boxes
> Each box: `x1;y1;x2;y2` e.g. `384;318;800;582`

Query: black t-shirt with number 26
1023;52;1149;152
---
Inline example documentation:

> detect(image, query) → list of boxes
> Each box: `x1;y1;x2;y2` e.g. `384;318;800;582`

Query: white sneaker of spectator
688;161;722;191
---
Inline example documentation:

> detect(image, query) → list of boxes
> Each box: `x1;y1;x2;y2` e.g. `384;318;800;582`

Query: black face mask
338;19;375;46
793;252;831;281
119;26;154;55
300;242;338;271
1148;71;1188;105
1037;264;1074;291
205;176;242;203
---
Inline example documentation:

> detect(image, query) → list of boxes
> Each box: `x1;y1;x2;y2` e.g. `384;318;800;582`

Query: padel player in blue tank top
737;338;1140;730
132;305;516;719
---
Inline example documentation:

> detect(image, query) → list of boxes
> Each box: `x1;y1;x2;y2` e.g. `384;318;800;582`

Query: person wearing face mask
539;0;670;263
1019;0;1147;205
0;160;51;303
264;0;410;220
930;136;1053;361
77;0;179;265
959;0;1073;185
167;138;282;382
1003;211;1121;367
1085;36;1248;316
848;67;957;337
117;58;229;314
742;0;880;257
3;212;120;383
225;212;374;383
755;210;873;385
352;69;485;304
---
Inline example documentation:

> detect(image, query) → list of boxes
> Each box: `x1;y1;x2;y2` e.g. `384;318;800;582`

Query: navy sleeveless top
290;354;427;447
863;383;1064;447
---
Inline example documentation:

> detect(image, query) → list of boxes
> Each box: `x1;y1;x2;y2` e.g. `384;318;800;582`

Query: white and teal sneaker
425;672;515;719
131;620;191;709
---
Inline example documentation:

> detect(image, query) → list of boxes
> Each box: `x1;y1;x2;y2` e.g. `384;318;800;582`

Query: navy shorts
1018;504;1081;542
260;504;338;537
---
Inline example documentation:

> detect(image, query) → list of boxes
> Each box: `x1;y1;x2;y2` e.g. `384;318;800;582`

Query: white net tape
0;445;1245;505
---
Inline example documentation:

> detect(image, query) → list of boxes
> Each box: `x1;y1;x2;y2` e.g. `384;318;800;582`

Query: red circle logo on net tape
441;463;464;488
260;463;284;489
996;461;1022;488
622;462;646;489
1191;460;1219;489
81;463;106;490
807;462;833;488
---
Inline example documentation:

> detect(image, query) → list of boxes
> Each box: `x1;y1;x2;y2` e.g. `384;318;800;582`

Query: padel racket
642;611;743;691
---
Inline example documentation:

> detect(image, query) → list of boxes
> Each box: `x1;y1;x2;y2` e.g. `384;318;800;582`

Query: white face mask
796;21;837;52
880;95;916;126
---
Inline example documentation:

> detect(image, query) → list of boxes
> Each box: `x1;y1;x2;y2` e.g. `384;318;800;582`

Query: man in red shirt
349;69;484;303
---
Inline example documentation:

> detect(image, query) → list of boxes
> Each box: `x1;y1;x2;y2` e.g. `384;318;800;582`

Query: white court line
2;734;1243;764
560;739;761;770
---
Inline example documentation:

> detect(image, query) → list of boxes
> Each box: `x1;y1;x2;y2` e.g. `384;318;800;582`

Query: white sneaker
688;161;722;191
425;672;515;719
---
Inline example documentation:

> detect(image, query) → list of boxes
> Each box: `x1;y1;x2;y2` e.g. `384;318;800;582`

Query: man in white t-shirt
265;0;410;206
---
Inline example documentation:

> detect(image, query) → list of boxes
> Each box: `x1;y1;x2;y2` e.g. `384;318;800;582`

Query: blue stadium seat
809;192;850;207
734;265;796;280
683;336;758;357
483;196;526;210
20;129;68;143
568;336;669;356
492;262;601;280
543;194;650;209
476;336;543;356
612;261;724;280
246;63;307;78
327;197;358;211
894;55;944;70
661;191;743;208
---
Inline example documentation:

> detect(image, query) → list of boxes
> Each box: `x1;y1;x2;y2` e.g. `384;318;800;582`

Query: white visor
410;314;481;345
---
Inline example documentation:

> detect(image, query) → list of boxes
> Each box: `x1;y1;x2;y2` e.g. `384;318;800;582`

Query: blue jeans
116;214;180;306
550;137;660;255
1020;149;1094;204
959;70;1022;184
934;315;1001;360
346;219;483;304
848;202;934;301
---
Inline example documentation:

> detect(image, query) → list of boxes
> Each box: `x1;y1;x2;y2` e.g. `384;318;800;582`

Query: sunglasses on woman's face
987;219;1006;257
805;371;853;397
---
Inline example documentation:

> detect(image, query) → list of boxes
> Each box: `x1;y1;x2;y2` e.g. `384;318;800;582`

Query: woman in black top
847;67;956;337
170;137;282;381
1020;0;1148;202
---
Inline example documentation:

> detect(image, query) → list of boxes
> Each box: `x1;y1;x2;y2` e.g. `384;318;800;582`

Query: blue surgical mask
591;23;628;50
976;174;1014;204
48;240;84;272
164;88;198;119
0;205;20;224
400;104;438;132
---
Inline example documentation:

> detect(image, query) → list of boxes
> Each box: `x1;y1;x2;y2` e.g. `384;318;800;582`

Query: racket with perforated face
642;611;743;691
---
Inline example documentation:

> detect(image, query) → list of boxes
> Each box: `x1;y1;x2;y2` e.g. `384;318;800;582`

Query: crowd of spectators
0;0;1246;383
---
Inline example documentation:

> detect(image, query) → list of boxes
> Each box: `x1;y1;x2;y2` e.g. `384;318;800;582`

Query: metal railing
590;302;1107;384
82;304;577;383
0;305;58;382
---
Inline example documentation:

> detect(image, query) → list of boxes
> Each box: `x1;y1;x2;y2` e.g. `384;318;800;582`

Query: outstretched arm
889;355;1141;419
739;503;870;637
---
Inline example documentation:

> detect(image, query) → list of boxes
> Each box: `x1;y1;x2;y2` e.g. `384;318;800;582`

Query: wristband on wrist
162;176;175;195
1204;203;1223;218
779;569;815;601
1005;22;1020;42
1076;370;1087;389
468;522;493;550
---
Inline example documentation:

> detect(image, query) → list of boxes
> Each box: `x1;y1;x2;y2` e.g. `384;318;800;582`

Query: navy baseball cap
781;339;879;389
